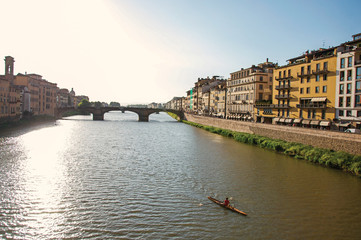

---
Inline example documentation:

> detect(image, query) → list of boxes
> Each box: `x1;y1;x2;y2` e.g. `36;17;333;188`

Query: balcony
255;100;272;108
297;71;312;77
312;68;329;75
275;84;291;90
275;94;290;99
275;76;293;81
296;103;326;109
271;104;290;109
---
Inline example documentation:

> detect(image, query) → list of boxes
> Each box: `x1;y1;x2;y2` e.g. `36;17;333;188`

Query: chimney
266;58;269;63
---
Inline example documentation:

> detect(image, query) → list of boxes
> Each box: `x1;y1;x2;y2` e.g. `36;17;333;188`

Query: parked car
344;128;361;134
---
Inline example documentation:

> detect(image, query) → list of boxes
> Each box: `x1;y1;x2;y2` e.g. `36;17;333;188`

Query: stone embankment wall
184;113;361;156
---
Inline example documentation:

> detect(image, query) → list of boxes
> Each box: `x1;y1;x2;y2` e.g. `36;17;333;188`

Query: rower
224;197;230;206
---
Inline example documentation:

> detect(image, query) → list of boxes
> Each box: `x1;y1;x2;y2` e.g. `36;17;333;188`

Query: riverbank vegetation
167;112;181;121
182;120;361;176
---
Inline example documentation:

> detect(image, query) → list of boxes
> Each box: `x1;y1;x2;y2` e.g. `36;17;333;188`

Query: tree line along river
1;111;361;239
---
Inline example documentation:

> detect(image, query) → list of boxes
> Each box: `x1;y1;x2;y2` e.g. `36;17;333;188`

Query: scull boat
208;196;247;216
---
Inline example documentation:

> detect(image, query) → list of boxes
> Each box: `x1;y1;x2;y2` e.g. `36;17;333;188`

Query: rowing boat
208;196;247;216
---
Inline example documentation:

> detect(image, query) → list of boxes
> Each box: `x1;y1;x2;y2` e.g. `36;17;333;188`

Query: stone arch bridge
55;107;184;122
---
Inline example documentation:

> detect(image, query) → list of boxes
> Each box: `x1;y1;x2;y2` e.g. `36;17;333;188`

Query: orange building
14;73;58;116
0;56;21;121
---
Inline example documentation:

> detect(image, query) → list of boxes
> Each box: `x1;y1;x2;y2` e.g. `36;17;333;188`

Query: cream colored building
228;60;275;121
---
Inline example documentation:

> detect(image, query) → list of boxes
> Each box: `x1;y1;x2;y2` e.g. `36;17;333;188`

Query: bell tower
4;56;15;76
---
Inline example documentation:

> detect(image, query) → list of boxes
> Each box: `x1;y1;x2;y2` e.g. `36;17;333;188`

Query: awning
320;121;331;126
274;117;280;122
293;118;302;123
311;120;320;125
285;118;293;123
311;97;327;102
247;116;252;120
279;118;286;123
302;120;311;125
337;123;351;127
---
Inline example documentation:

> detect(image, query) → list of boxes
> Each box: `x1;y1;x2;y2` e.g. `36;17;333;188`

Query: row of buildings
0;56;89;122
165;33;361;130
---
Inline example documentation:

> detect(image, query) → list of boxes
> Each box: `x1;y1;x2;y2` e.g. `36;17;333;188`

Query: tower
4;56;15;76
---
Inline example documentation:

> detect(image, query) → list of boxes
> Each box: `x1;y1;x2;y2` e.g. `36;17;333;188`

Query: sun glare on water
17;123;73;236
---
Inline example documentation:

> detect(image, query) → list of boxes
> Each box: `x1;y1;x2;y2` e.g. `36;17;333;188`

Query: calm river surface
1;112;361;239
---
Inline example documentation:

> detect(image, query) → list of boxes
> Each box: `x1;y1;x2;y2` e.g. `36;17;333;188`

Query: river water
1;112;361;239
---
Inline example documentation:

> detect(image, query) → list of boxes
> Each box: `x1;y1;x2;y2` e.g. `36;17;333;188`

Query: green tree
93;101;102;108
78;99;91;108
109;101;121;107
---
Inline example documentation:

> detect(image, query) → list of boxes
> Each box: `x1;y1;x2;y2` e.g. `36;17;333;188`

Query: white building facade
335;33;361;128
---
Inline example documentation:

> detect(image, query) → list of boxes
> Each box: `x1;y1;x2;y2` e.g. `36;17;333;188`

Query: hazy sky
0;0;360;104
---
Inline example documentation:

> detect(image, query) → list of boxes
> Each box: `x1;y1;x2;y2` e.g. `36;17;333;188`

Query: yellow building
271;47;337;128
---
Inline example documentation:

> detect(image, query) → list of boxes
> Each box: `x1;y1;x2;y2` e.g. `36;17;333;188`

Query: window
323;74;327;81
346;97;351;107
341;58;345;68
300;77;304;83
355;95;361;107
358;110;361;117
288;69;291;76
299;109;303;118
312;109;316;119
339;97;343;107
316;63;320;70
324;62;328;70
260;76;263;81
323;86;327;93
339;84;344;94
283;70;286;77
322;109;326;119
347;110;352;117
316;75;320;82
357;67;361;79
356;81;361;93
259;84;263;90
300;88;304;94
307;65;311;74
347;83;352;94
348;56;352;67
315;86;320;93
301;66;304;74
339;110;344;117
308;109;312;119
259;93;263;100
306;87;310;94
340;71;345;81
279;71;282;78
269;77;272;82
347;70;352;81
307;77;310;83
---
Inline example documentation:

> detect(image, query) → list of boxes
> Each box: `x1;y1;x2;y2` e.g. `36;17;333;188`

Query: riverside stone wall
184;113;361;156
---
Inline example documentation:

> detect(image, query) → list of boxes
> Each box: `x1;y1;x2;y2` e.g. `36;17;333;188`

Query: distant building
147;102;163;109
210;81;227;118
229;59;275;122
